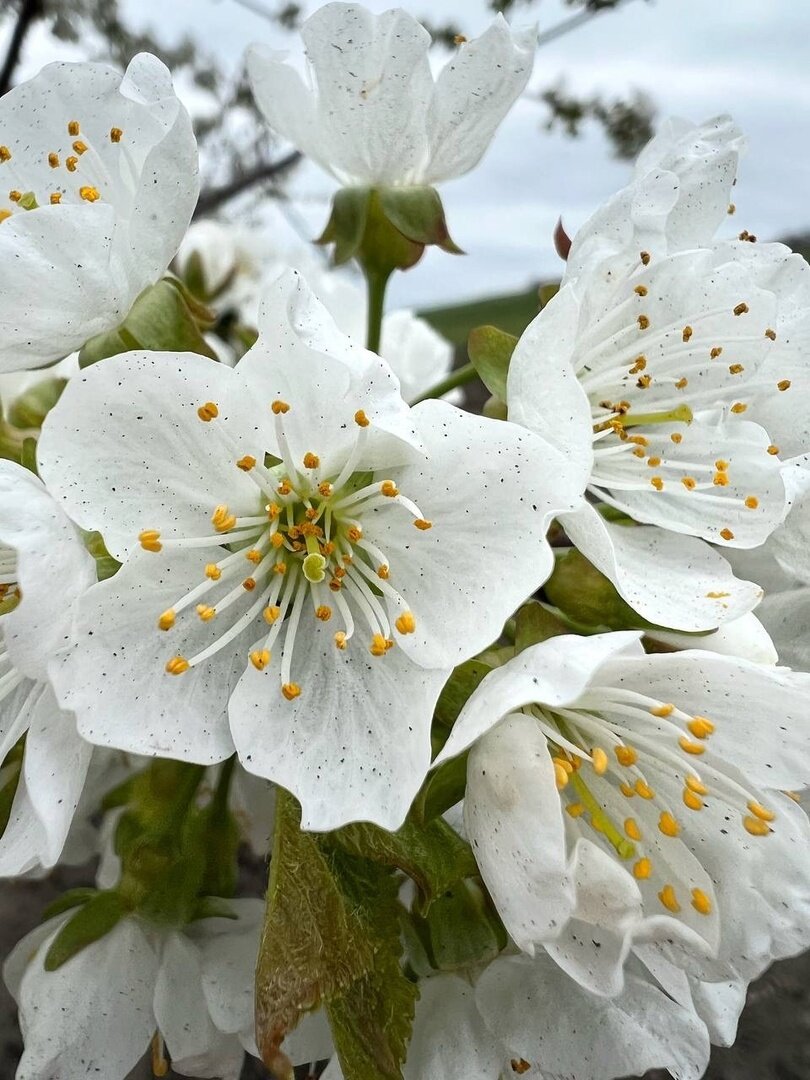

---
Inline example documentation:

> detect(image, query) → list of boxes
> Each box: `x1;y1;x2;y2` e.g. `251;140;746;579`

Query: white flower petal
403;974;503;1080
230;616;448;830
648;611;777;665
196;899;263;1037
246;45;323;168
154;933;222;1064
757;586;810;670
561;501;763;631
379;308;454;404
368;400;581;670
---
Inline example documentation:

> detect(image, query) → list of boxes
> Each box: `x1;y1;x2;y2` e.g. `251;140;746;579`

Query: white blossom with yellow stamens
434;631;810;996
0;53;198;372
0;460;96;875
37;270;580;831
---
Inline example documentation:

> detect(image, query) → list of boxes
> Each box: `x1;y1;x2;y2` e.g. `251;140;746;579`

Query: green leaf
190;896;239;921
378;186;463;254
330;816;477;916
44;891;128;970
433;659;493;733
7;378;66;429
544;549;659;631
315;186;372;265
325;848;418;1080
514;600;569;652
410;879;506;972
410;750;469;825
78;279;218;367
41;887;98;922
255;791;376;1072
466;325;518;402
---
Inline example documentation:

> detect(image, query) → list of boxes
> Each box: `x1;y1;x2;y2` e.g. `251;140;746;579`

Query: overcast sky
7;0;810;309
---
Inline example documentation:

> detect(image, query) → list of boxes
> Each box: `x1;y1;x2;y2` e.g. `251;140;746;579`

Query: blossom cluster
1;4;810;1079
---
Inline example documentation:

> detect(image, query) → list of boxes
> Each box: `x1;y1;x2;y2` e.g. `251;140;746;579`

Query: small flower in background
0;53;198;373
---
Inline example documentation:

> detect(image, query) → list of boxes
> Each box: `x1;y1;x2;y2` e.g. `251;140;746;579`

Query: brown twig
193;150;303;218
0;0;43;96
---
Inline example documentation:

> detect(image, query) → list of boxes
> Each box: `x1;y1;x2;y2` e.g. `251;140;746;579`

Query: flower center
0;117;127;222
528;683;780;924
139;401;429;700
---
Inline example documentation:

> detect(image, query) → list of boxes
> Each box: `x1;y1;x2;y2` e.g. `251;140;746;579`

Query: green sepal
410;749;469;825
329;815;477;917
545;548;661;631
198;805;240;899
20;437;38;475
83;530;121;582
514;599;569;652
79;279;218;368
482;395;507;420
408;878;506;973
7;378;66;429
378;186;462;254
0;756;22;836
189;896;239;922
466;324;518;403
316;187;372;266
44;890;129;971
433;658;493;734
41;887;98;922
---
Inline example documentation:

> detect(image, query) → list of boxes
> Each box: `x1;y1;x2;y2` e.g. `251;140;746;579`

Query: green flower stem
211;754;236;818
410;361;478;405
364;268;390;353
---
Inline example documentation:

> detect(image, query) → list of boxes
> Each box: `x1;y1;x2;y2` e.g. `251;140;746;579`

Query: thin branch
536;0;639;49
0;0;42;97
193;150;302;218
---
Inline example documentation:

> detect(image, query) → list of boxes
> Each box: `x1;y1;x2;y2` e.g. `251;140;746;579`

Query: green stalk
364;269;390;353
410;361;478;405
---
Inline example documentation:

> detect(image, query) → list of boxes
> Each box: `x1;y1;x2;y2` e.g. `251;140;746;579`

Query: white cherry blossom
247;3;535;188
0;53;198;372
37;270;579;830
435;631;810;995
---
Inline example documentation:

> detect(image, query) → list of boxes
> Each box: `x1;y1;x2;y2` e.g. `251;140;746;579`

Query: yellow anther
315;605;332;622
157;609;175;631
650;702;674;718
682;326;693;342
687;716;715;739
681;476;697;490
66;156;78;172
619;781;636;798
636;374;652;389
720;528;735;541
354;409;370;427
645;456;661;469
683;788;704;811
743;815;771;836
321;541;335;556
48;152;59;168
236;455;256;471
277;479;293;496
0;209;11;223
334;630;348;650
615;745;638;767
68;120;80;136
554;762;570;790
710;346;723;358
744;496;759;510
628;435;648;447
205;563;222;581
347;526;363;542
250;649;271;671
79;185;100;202
381;480;399;497
554;757;574;775
303;452;320;469
138;529;162;552
243;577;256;591
281;683;301;700
658;884;681;912
635;779;655;799
674;377;688;390
165;656;190;675
414;519;433;530
273;562;287;575
334;566;347;578
395;611;416;634
713;472;729;486
778;379;792;391
730;401;748;415
685;775;708;795
566;802;585;818
369;633;389;657
245;549;263;564
632;447;646;459
634;284;648;296
271;399;290;414
8;190;20;202
640;250;651;265
629;356;647;375
650;476;664;491
377;564;390;579
747;801;776;822
271;532;285;549
691;888;712;915
318;482;333;497
633;858;652;880
733;301;748;315
72;140;88;155
591;747;608;775
679;736;706;756
767;444;780;456
196;604;216;621
0;146;11;162
110;127;123;142
197;401;219;422
728;363;744;375
304;508;319;522
212;505;236;532
263;606;281;625
670;432;683;444
624;818;642;841
727;202;736;215
49;192;61;204
637;314;650;330
659;811;680;837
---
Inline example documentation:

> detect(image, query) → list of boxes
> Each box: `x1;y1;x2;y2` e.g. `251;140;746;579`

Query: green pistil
621;403;693;428
18;192;38;211
569;771;636;861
